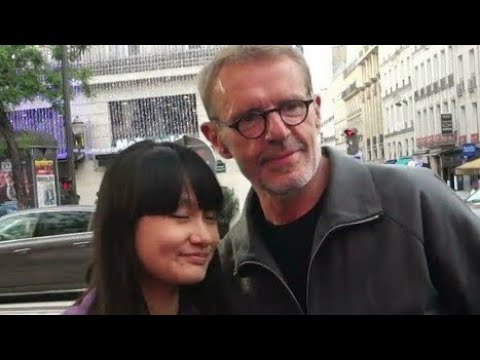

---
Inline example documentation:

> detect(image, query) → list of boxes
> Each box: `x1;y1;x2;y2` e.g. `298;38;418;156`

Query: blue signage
462;143;477;159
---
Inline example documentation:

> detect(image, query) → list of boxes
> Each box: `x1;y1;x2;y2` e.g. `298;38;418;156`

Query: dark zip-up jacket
220;147;480;314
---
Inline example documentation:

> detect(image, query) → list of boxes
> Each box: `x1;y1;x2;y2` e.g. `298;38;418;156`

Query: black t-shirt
255;197;323;313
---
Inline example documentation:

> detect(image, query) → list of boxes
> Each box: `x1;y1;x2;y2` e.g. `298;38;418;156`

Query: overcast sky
303;45;334;92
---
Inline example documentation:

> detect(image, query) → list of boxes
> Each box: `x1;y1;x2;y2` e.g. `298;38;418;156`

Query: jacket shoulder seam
382;210;424;246
366;165;424;246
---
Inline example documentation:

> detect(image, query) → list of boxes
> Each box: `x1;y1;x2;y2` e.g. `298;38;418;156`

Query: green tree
0;45;92;209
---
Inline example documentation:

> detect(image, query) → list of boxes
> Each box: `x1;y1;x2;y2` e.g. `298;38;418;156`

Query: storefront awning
455;157;480;175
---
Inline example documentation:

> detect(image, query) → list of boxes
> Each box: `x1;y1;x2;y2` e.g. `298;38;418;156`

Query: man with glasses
198;45;480;314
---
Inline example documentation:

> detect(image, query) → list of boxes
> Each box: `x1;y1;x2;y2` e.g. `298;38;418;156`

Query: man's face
201;56;322;196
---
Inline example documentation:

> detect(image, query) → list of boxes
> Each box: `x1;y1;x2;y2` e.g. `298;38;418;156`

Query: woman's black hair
86;140;231;314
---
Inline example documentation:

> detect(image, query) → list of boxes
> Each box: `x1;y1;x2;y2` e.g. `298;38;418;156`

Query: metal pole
61;45;78;203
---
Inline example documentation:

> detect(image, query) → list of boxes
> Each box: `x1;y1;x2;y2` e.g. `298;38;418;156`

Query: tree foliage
0;45;92;209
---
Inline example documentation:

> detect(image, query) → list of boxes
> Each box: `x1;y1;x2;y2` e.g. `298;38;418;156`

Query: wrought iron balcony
468;75;477;92
74;46;227;76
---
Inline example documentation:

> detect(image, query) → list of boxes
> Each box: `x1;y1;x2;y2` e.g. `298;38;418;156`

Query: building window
128;45;140;56
469;48;476;76
414;66;419;89
421;62;425;88
427;59;432;85
460;105;466;136
417;111;421;136
429;107;434;135
423;109;427;137
436;104;441;134
109;94;198;145
409;97;414;127
109;45;141;58
458;55;464;80
440;49;446;78
433;54;439;81
109;45;127;58
448;46;454;74
473;103;478;140
472;103;480;143
401;60;404;85
451;99;456;131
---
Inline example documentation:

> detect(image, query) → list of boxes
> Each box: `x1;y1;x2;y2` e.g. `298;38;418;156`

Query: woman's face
134;189;220;286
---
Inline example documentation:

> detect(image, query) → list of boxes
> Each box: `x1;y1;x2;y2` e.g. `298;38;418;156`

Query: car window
0;213;39;241
35;211;93;237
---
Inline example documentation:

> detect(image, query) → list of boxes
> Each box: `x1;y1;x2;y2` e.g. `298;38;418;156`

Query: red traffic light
344;128;357;137
61;180;72;192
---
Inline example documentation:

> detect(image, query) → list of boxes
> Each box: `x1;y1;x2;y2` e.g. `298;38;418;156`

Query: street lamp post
61;45;78;204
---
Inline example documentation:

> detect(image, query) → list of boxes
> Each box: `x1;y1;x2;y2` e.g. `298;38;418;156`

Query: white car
465;190;480;217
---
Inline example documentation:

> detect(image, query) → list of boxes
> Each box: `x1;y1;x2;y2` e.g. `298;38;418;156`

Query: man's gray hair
197;45;313;120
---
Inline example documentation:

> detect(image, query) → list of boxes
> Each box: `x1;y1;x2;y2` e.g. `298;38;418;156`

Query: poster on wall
34;160;57;208
0;158;36;213
0;160;17;213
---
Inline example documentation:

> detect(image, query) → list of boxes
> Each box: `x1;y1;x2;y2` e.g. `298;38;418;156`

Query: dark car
0;201;18;217
0;205;94;298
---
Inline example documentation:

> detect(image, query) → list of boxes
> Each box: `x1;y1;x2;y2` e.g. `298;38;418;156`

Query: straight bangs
126;143;223;219
129;146;186;218
173;144;223;214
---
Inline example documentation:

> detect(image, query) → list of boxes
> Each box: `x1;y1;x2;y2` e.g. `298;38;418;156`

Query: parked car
0;201;18;217
0;205;94;298
384;157;430;168
465;190;480;217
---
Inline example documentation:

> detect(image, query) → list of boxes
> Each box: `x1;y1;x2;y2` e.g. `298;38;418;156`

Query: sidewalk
455;190;471;200
0;301;74;315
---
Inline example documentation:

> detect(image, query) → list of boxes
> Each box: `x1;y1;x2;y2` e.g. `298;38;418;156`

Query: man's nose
264;111;291;142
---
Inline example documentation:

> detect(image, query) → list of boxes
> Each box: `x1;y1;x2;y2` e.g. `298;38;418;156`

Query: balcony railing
74;46;226;76
440;77;447;89
468;75;477;92
457;79;465;96
448;73;454;87
341;82;360;100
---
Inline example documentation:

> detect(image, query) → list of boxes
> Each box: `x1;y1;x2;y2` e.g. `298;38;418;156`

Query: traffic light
344;128;360;156
61;179;72;192
344;128;356;138
60;178;79;205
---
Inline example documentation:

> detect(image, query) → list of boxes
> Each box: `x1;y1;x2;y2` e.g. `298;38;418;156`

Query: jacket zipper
305;213;381;314
236;260;304;314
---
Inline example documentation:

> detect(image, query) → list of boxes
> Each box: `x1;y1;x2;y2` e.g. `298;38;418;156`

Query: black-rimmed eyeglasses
211;99;314;139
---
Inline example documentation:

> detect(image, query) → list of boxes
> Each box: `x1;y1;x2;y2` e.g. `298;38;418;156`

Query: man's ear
200;122;233;159
314;94;322;130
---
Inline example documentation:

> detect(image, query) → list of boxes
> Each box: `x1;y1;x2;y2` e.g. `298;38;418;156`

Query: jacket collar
229;146;384;275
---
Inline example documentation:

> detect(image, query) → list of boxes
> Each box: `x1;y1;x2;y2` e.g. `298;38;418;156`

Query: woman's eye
170;213;189;219
204;212;218;221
